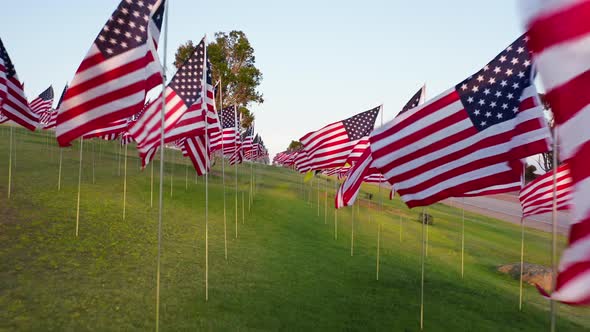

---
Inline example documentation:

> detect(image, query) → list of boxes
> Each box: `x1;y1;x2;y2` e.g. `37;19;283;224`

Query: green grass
0;127;589;331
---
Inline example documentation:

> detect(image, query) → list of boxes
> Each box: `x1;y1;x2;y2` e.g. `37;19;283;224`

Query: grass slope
0;128;589;331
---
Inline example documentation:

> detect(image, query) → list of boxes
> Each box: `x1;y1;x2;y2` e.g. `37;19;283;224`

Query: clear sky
1;0;524;158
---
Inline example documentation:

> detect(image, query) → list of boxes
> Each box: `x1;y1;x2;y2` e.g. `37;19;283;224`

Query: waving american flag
370;35;551;208
299;106;380;171
56;0;166;146
0;38;39;131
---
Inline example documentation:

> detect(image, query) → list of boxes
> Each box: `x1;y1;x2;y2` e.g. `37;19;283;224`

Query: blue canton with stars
168;39;205;106
342;106;380;141
220;107;236;129
96;0;164;59
0;38;17;78
38;86;54;101
400;87;423;115
455;35;533;131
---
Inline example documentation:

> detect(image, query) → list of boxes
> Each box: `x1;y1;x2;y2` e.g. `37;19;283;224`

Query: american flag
335;88;427;208
370;35;551;208
400;85;426;115
523;0;590;305
129;38;213;167
519;164;571;218
56;0;166;147
43;84;68;129
242;127;255;160
30;86;54;116
299;106;380;171
335;147;379;208
294;150;311;173
210;106;240;154
0;38;39;131
184;135;210;175
228;148;243;165
121;132;135;145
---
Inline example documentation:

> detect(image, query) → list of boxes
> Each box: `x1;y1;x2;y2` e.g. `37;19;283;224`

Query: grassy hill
1;127;589;331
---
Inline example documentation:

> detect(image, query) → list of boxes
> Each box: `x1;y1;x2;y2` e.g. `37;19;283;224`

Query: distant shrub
417;212;434;225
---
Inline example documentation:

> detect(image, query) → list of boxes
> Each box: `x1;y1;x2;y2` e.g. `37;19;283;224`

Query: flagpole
399;214;403;242
234;105;239;239
420;208;426;331
92;140;96;184
118;137;122;176
123;142;128;220
203;35;210;302
75;138;84;237
150;161;154;208
219;81;228;260
519;217;525;310
519;163;526;310
242;191;245;224
7;126;13;198
550;128;559;332
155;1;169;329
334;178;338;240
185;162;188;190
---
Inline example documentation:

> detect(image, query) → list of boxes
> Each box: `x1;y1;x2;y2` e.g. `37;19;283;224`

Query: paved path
444;193;570;234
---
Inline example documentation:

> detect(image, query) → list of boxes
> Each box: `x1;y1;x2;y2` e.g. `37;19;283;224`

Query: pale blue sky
1;0;524;157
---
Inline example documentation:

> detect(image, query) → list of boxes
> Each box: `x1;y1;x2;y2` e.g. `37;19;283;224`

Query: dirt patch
497;263;553;292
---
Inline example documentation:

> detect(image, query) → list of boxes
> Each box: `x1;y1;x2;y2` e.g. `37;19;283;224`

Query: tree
238;106;255;130
173;32;263;107
173;31;263;130
208;31;263;108
173;40;196;70
287;141;303;152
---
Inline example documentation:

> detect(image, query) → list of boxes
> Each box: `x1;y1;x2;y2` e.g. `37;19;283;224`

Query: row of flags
0;0;269;177
275;16;587;305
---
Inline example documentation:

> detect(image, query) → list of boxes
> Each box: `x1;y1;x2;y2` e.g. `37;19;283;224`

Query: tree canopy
287;141;303;152
173;31;263;130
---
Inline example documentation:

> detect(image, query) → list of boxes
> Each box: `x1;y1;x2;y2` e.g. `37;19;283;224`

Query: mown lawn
0;127;589;331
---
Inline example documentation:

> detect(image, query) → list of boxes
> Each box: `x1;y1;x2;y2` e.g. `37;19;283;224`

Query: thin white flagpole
234;106;239;236
519;163;526;310
350;203;354;256
7;126;13;198
461;198;465;279
58;147;63;191
219;80;228;260
334;178;338;240
123;142;128;220
203;35;210;302
155;1;169;330
420;208;427;331
550;128;559;332
242;191;245;224
92;140;96;184
75;138;84;237
118;137;122;176
519;216;525;310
